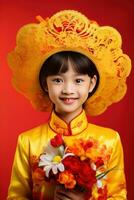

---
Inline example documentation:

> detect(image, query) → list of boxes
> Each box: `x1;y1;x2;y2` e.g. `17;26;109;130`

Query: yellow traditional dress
7;110;127;200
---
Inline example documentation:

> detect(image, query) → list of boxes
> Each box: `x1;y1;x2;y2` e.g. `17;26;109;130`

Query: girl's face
46;60;97;118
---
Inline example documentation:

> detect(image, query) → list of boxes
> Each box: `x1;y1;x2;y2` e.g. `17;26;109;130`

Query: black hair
39;51;99;97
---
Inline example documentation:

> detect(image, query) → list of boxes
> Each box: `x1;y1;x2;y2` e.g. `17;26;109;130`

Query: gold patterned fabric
7;110;127;199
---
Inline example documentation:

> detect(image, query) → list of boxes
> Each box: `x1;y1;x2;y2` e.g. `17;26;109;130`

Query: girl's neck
54;108;83;124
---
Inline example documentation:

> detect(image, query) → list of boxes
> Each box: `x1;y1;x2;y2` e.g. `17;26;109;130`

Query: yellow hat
8;10;131;116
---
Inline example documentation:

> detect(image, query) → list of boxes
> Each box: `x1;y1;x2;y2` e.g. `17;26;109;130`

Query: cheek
47;85;60;99
77;89;88;103
79;83;90;95
82;89;89;99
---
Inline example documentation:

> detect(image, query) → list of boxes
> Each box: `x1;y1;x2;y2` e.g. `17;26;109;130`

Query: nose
62;82;74;95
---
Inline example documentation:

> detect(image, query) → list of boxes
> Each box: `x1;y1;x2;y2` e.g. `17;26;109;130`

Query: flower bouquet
38;134;112;199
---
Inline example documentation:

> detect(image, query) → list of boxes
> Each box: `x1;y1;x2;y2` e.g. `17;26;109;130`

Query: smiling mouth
59;97;78;104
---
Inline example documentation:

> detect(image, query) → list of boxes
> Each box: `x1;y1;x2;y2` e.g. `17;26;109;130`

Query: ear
88;75;97;93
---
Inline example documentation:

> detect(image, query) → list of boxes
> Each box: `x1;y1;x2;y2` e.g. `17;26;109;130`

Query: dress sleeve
107;132;127;199
7;134;32;200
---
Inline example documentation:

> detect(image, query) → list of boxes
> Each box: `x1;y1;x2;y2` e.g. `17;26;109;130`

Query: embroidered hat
8;10;131;116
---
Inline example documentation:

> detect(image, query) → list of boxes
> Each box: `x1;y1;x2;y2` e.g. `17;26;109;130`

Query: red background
1;0;134;199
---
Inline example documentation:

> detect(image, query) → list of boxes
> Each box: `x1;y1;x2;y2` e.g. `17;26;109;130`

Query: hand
54;185;86;200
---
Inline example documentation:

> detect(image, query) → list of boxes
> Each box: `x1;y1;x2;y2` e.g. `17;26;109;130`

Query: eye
75;79;84;84
52;78;63;84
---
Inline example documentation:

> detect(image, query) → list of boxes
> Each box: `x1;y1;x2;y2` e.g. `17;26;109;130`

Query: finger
56;191;72;200
55;192;71;200
54;194;63;200
54;186;71;200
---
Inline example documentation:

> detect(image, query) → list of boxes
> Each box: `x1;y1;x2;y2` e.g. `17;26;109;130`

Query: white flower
97;180;103;188
39;142;74;177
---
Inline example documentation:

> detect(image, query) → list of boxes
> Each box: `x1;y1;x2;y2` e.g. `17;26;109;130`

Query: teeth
60;98;77;99
65;99;72;102
60;98;77;103
62;98;74;100
64;98;71;101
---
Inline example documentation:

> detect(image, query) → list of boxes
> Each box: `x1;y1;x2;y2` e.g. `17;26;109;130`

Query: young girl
7;10;131;200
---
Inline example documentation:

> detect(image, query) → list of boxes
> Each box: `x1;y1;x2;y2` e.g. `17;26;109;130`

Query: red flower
98;185;107;200
58;170;76;189
30;155;39;171
76;160;96;189
62;156;96;190
50;134;63;147
62;156;81;174
95;157;104;168
32;168;45;183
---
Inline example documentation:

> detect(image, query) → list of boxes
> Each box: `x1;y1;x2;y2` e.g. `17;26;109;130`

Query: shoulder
88;122;121;142
86;123;124;157
15;122;51;156
17;122;49;143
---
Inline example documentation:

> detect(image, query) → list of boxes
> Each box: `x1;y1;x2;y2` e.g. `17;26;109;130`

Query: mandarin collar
49;110;88;136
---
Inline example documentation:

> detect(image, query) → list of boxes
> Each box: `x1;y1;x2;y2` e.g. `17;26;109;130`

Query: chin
60;106;82;114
